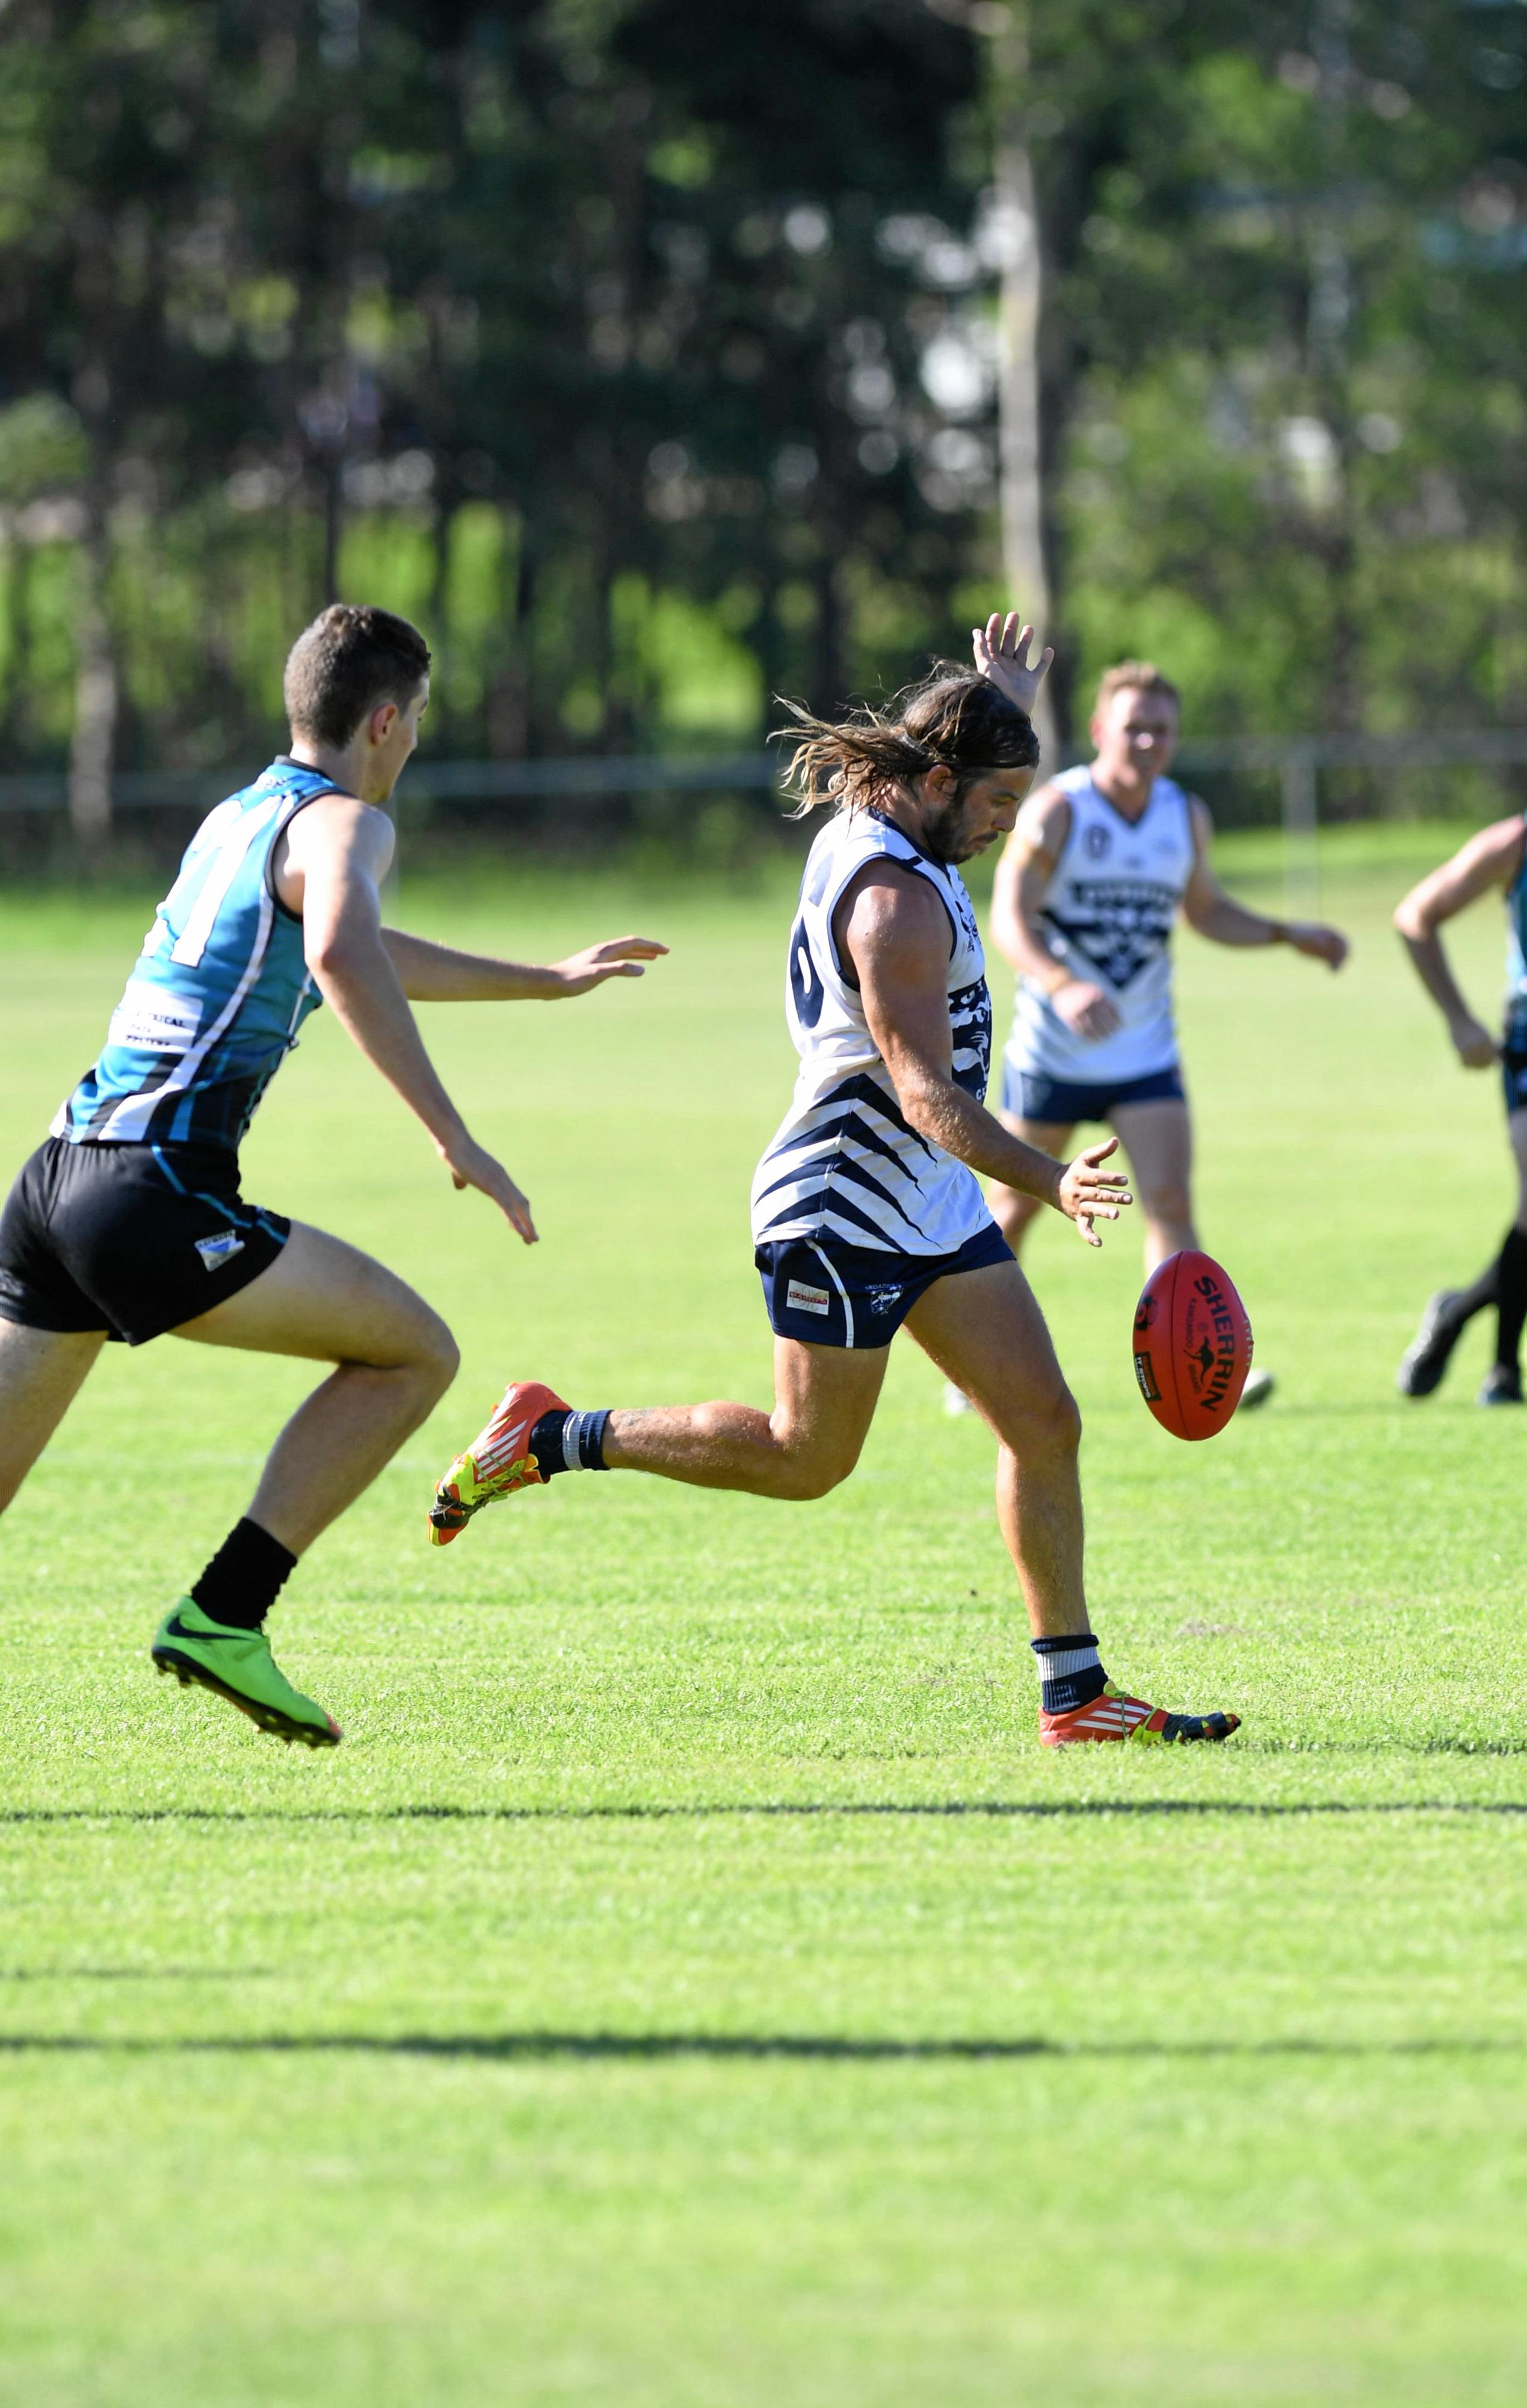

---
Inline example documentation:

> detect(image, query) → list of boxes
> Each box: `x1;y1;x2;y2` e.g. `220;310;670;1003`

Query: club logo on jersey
195;1230;245;1271
106;980;202;1055
1083;821;1112;859
1044;878;1179;991
786;1278;831;1317
949;978;993;1098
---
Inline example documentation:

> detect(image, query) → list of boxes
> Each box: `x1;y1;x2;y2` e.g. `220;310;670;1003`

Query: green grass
2;823;1527;2406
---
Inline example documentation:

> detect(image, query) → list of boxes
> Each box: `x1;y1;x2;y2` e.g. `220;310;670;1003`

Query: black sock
528;1407;612;1479
1496;1229;1527;1371
1031;1633;1106;1715
190;1517;297;1631
1443;1254;1501;1329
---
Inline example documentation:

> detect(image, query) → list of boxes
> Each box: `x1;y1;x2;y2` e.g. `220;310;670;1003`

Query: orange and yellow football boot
1040;1681;1240;1746
428;1379;569;1547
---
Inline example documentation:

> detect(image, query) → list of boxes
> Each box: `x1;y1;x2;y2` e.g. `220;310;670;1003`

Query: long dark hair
775;663;1039;819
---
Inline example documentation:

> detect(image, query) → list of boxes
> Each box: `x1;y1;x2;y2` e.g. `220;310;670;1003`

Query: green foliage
0;2;1522;794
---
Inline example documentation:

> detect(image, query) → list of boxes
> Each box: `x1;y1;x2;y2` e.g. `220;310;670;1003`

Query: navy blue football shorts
1001;1059;1185;1126
0;1137;289;1347
1503;1049;1527;1116
756;1221;1014;1351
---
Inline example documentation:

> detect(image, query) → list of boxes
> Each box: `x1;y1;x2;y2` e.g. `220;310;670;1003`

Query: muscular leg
603;1336;889;1501
987;1116;1074;1258
172;1221;459;1555
903;1260;1086;1637
1109;1096;1196;1271
0;1323;106;1511
1490;1111;1527;1377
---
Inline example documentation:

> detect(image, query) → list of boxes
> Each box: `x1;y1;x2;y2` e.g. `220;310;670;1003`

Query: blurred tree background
0;0;1523;839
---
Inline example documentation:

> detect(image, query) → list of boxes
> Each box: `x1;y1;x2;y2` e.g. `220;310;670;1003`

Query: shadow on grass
4;1798;1527;1826
0;2030;1520;2061
0;1967;276;1981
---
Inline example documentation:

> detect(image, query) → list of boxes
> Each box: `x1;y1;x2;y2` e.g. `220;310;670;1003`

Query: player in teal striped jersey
1394;815;1527;1405
0;605;664;1744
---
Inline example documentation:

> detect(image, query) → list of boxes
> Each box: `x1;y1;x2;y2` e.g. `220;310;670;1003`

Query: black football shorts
0;1137;289;1347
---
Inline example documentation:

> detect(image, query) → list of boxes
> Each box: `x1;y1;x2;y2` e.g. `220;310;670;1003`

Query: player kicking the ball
975;661;1348;1413
430;619;1240;1746
0;605;664;1747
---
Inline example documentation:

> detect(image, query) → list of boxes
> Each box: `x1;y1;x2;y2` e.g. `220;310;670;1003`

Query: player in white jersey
429;619;1242;1746
979;660;1347;1409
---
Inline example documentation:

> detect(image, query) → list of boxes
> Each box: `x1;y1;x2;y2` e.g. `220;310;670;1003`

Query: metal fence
4;731;1525;909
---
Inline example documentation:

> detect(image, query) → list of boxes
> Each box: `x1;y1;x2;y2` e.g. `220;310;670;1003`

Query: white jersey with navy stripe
1006;764;1196;1083
749;809;992;1258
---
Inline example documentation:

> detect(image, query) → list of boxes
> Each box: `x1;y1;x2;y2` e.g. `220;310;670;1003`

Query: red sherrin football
1132;1249;1253;1441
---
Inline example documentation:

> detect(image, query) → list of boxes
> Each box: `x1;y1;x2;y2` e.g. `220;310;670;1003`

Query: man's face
1091;685;1179;783
918;764;1035;863
367;678;429;801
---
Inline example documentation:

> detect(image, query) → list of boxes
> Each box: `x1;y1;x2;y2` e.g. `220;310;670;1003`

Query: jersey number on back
789;918;825;1030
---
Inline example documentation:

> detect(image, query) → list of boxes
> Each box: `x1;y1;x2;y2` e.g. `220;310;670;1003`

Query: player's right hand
1052;978;1121;1041
438;1132;538;1243
1449;1014;1499;1070
1056;1135;1134;1247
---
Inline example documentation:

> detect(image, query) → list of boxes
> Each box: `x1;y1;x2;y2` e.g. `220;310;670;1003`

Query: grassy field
2;824;1526;2406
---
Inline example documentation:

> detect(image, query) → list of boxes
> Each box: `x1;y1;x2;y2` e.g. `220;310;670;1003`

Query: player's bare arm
277;795;538;1243
1393;816;1527;1068
380;930;668;1002
1182;797;1348;967
837;862;1132;1246
989;786;1121;1042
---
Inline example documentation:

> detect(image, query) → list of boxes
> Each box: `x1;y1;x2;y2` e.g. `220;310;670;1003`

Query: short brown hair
1094;660;1180;715
777;662;1040;817
283;604;431;748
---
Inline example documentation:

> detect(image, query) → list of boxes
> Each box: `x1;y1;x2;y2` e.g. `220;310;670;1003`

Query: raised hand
972;611;1055;718
1055;1134;1134;1249
1286;921;1350;971
437;1131;538;1244
550;935;670;995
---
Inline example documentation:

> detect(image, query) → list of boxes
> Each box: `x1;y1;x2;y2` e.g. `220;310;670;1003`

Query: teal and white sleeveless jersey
53;759;342;1155
1505;822;1527;1040
749;807;993;1257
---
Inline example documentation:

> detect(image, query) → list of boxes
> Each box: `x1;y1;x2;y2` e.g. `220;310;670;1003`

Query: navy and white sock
529;1407;612;1478
1031;1633;1106;1714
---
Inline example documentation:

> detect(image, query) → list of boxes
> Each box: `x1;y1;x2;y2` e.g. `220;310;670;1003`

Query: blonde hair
777;662;1040;818
1094;660;1180;715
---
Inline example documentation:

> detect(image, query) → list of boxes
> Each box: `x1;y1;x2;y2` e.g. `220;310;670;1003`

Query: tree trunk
990;17;1059;765
69;502;117;871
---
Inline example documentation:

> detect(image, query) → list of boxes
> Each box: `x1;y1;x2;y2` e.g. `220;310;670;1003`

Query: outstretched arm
380;929;667;1002
1181;798;1348;966
276;795;537;1241
839;865;1133;1247
1393;816;1526;1069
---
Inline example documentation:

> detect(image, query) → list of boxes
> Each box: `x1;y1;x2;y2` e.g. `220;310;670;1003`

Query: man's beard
919;792;976;862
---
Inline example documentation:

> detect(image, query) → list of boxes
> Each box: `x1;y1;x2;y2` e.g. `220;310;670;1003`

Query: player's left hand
1286;921;1349;970
1055;1135;1134;1249
973;611;1054;718
549;936;670;995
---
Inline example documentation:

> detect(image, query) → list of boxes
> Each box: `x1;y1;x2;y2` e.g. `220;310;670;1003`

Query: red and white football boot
1040;1681;1241;1746
428;1379;569;1547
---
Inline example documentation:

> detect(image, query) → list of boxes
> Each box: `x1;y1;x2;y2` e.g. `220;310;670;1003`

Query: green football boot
150;1598;341;1748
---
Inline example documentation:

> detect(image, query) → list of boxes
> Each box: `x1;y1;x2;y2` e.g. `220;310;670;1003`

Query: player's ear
368;699;400;747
